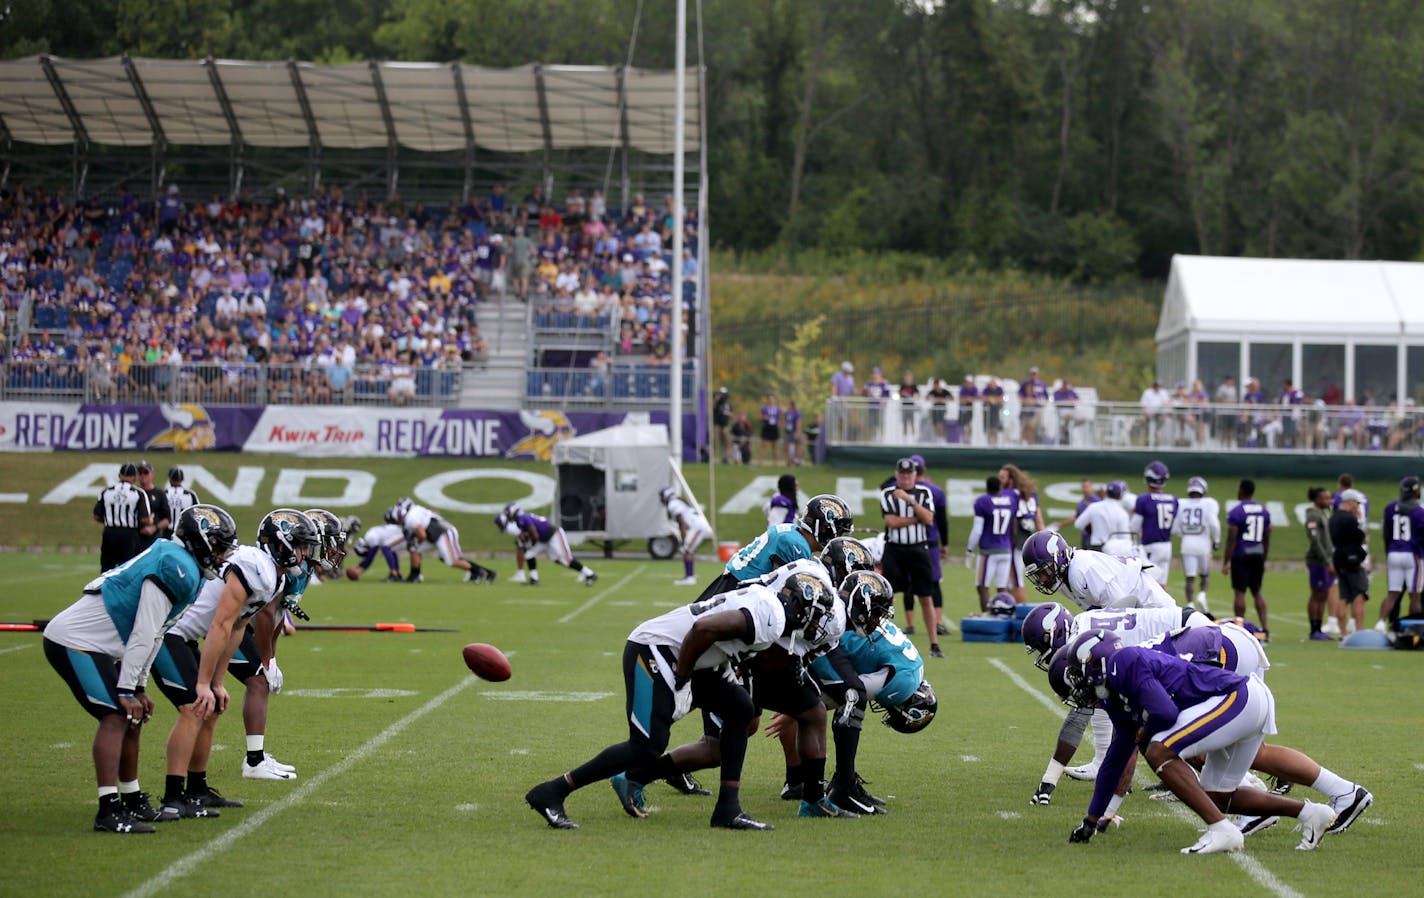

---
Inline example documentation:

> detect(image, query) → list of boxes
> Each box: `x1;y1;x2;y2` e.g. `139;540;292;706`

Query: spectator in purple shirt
784;400;802;465
830;361;856;398
1052;380;1079;444
957;375;979;441
1222;479;1271;639
982;378;1005;446
758;394;781;465
1018;366;1048;445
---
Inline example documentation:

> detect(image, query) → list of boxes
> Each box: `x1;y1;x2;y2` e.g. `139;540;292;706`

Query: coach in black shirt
93;462;152;571
135;460;170;549
881;457;942;658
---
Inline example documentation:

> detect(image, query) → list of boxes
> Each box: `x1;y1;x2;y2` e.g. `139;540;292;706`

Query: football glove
1030;781;1056;806
265;658;284;694
672;674;693;722
836;689;860;727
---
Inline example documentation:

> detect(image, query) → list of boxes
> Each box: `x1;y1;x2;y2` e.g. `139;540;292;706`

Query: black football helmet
841;569;895;637
777;571;836;646
881;680;937;734
258;509;320;574
800;494;854;548
173;504;239;580
303;508;348;573
820;536;875;588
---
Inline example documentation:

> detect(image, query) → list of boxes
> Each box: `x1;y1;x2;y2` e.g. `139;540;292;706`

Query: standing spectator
803;412;822;465
765;474;799;529
1378;475;1424;634
163;467;200;540
730;412;752;464
862;367;891;437
508;226;534;301
135;461;170;551
784;400;802;465
712;387;733;463
1213;375;1239;445
758;394;781;465
1329;490;1371;637
1185;379;1211;445
1303;486;1337;641
1000;463;1045;604
1018;366;1048;445
1052;379;1080;445
1138;380;1171;445
898;371;920;439
927;377;952;441
1172;476;1221;614
880;458;941;658
967;474;1017;612
1130;461;1177;586
956;375;979;443
93;462;152;572
1222;479;1272;640
981;377;1005;446
830;361;856;398
1239;377;1266;446
1278;378;1304;448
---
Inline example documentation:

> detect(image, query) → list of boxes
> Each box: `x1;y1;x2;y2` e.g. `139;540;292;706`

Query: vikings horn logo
506;410;576;461
147;404;216;452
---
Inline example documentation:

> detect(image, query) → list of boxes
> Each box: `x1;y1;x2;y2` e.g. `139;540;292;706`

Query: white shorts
1179;548;1211;578
1157;674;1276;792
1386;551;1422;593
1217;622;1271;679
1141;542;1172;584
975;553;1012;590
430;525;465;566
1009;551;1025;589
526;528;575;566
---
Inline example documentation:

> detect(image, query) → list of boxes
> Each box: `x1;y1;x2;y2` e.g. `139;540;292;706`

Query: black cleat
854;775;886;807
95;805;156;834
780;781;804;801
480;569;497;584
929;644;945;659
903;626;915;635
1030;781;1056;806
384;573;405;583
711;812;774;831
828;782;882;816
158;794;219;820
121;791;164;822
664;771;712;796
935;623;950;636
525;783;579;829
190;786;243;808
1268;776;1294;796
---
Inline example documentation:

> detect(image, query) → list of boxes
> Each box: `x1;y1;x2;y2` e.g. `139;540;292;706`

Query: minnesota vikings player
1172;476;1220;613
1131;461;1177;585
661;486;715;586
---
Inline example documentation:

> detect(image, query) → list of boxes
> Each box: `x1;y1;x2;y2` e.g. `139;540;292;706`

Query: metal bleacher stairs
458;296;529;410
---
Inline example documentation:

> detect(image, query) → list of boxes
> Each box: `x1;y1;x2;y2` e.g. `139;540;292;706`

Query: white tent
1157;254;1424;405
550;423;677;554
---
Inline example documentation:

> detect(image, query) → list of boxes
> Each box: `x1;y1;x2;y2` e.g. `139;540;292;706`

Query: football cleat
1064;763;1100;781
780;781;804;802
1309;630;1335;641
158;795;219;820
609;773;647;819
664;772;711;796
903;626;915;635
828;782;882;816
935;623;950;636
673;576;698;586
1267;776;1294;796
190;786;243;808
1327;785;1373;834
383;573;404;583
509;571;527;583
95;805;156;834
853;774;886;807
243;756;297;780
1030;782;1056;806
407;573;424;583
120;792;163;822
798;797;860;819
525;783;578;830
1234;814;1280;836
1295;802;1337;850
580;571;598;587
929;645;945;658
480;569;498;584
1182;823;1244;855
264;752;297;774
710;812;774;831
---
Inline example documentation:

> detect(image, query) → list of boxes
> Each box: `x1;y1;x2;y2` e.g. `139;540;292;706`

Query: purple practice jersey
972;492;1018;553
1382;500;1424;554
768;494;797;525
514;512;557;543
1134;492;1178;545
923;479;948;547
761;404;781;427
1227;501;1269;556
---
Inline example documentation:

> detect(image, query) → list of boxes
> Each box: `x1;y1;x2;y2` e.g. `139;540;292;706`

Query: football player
1131;461;1178;586
699;494;853;600
347;507;409;582
42;504;238;833
1171;476;1220;613
660;486;715;586
1073;480;1133;555
495;503;595;586
154;510;319;819
1378;475;1424;633
967;474;1018;612
392;498;497;584
765;473;799;529
525;573;835;831
1022;529;1176;611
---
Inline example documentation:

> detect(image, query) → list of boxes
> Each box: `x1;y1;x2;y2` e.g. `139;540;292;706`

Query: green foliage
766;315;834;426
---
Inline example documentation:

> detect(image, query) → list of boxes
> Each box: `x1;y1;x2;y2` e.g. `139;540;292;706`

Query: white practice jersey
859;534;886;564
357;523;408;554
170;545;283;640
402;503;438;532
752;558;843;657
1172;495;1222;555
1071;605;1208;647
627;582;787;681
667;496;712;536
1060;550;1176;611
1075;499;1132;550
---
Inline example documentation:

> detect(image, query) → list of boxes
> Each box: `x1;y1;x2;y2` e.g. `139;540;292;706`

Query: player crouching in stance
390;498;497;584
42;504;238;833
496;503;596;586
346;506;410;582
525;573;836;830
1056;629;1365;855
661;486;714;586
154;510;320;819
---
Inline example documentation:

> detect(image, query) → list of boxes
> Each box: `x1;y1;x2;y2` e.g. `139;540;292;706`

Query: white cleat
509;571;527;583
264;752;296;774
1183;823;1244;855
1294;802;1337;850
243;756;298;780
1064;764;1100;781
673;576;697;586
1234;814;1280;836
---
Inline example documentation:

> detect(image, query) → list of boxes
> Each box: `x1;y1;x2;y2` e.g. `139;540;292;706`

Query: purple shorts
1307;563;1335;592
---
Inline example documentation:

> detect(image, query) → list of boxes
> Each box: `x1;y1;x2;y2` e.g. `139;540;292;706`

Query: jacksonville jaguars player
495;503;596;586
43;504;238;833
698;494;854;600
661;486;715;586
153;510;320;819
525;573;835;831
391;498;497;584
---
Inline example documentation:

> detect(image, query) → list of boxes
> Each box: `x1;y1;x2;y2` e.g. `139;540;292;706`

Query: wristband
133;686;145;695
117;690;135;699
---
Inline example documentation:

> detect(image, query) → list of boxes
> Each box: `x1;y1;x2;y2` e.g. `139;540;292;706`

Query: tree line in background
6;0;1424;281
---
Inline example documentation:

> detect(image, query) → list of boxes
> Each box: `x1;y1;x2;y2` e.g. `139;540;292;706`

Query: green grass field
3;542;1420;897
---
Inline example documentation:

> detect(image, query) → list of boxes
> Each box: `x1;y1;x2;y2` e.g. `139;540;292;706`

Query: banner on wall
0;402;699;461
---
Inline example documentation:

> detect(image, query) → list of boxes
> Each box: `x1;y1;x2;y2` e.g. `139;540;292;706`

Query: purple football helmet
1067;628;1123;694
1187;475;1208;497
1045;646;1092;708
1144;460;1170;489
988;592;1017;617
1400;476;1421;501
1106;480;1128;499
1022;530;1074;596
1022;602;1074;669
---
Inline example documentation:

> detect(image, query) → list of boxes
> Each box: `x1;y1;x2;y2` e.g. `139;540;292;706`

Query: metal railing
824;396;1424;455
524;361;699;407
1;359;465;407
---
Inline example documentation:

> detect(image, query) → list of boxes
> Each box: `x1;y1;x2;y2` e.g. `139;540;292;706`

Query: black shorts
1336;567;1370;601
1230;554;1266;593
882;542;935;597
696;571;742;603
100;528;142;572
623;642;679;756
45;637;124;720
748;655;823;718
153;628;264;708
693;666;757;741
761;423;779;442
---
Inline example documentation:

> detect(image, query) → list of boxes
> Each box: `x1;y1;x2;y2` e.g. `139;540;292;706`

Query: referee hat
896;457;917;474
168;466;185;483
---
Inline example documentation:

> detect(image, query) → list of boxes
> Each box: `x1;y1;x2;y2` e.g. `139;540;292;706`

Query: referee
93;462;152;571
880;457;942;658
163;466;200;539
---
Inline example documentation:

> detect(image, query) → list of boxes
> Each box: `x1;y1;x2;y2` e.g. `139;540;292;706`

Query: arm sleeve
1208;513;1221;544
966;517;984;553
1086;708;1137;818
1129;512;1143;537
117;579;174;691
935;503;949;547
825;647;865;694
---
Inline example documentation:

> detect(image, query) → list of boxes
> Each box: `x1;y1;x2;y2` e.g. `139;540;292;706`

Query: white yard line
986;657;1305;898
557;565;647;624
121;676;476;898
0;643;34;656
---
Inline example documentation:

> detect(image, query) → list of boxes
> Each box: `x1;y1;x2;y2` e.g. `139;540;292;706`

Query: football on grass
345;566;361;581
463;643;512;682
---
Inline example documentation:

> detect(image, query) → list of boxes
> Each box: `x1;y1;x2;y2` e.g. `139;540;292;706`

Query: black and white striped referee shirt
165;485;200;526
881;483;935;545
94;481;152;529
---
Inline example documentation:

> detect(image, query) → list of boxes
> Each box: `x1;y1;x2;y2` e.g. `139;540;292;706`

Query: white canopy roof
1158;254;1424;343
0;56;700;155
